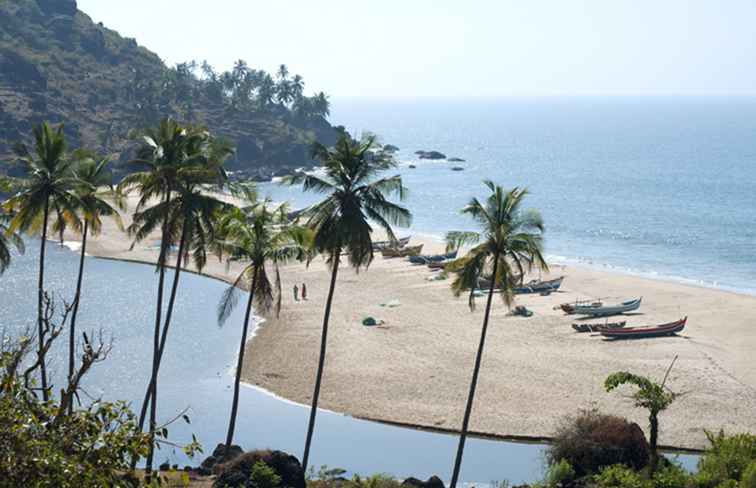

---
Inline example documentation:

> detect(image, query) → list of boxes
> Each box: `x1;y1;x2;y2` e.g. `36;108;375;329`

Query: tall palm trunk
67;219;88;414
302;252;340;470
145;222;188;481
649;412;659;474
225;266;258;452
449;253;500;488
37;197;50;401
134;194;171;473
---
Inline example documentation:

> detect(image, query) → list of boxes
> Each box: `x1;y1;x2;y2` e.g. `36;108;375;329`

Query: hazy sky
77;0;756;97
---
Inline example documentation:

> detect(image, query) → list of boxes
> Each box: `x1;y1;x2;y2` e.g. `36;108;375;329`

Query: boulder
403;475;446;488
415;150;446;160
383;144;399;152
215;450;305;488
448;157;465;162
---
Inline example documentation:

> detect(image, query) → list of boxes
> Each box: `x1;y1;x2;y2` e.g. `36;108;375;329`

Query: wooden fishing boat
381;244;423;258
373;236;411;251
572;321;626;333
513;276;564;294
600;317;687;339
573;297;642;317
409;250;458;265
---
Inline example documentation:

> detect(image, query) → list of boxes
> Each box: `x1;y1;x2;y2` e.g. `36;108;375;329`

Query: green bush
250;461;282;488
548;410;650;476
651;463;690;488
695;431;756;488
740;461;756;488
594;465;652;488
546;459;576;487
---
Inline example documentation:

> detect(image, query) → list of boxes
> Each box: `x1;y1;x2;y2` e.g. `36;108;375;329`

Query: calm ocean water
262;96;756;294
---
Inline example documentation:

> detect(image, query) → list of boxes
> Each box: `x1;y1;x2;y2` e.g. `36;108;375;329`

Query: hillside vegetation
0;0;339;180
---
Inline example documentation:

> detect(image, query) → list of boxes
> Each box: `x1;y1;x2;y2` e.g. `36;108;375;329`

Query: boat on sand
600;317;687;339
381;244;424;258
572;320;627;333
573;297;642;317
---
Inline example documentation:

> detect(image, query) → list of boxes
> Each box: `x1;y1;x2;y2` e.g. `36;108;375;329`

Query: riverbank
76;195;756;451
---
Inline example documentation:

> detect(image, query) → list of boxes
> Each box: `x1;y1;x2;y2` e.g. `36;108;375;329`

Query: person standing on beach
293;284;299;301
301;283;307;300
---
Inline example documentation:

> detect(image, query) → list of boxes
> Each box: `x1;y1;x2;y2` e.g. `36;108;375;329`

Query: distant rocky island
0;0;342;181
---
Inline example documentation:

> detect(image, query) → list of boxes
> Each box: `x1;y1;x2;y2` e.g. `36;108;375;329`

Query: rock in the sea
451;166;464;171
403;475;446;488
383;144;400;152
215;449;306;488
415;150;446;160
448;157;465;162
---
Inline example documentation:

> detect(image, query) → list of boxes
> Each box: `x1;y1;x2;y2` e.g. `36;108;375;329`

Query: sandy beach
76;194;756;451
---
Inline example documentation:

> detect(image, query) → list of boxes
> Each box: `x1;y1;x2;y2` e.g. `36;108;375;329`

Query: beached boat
477;276;564;294
381;244;423;258
513;276;564;294
600;317;687;339
572;321;627;333
408;250;458;265
373;236;411;251
427;260;452;270
573;297;642;317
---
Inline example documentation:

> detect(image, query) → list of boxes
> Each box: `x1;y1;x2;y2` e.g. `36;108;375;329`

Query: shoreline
55;194;756;451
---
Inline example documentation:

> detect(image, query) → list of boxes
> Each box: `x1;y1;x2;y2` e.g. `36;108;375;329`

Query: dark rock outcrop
383;144;399;152
447;157;465;162
403;475;446;488
215;449;306;488
415;150;446;160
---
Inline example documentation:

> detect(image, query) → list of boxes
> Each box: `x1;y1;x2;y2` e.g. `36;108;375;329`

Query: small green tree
604;357;678;474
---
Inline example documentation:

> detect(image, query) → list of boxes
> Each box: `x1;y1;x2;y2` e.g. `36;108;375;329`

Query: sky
76;0;756;98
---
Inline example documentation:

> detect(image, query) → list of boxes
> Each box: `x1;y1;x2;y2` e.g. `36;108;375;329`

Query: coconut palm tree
0;207;24;275
126;126;232;479
3;122;80;400
66;155;124;402
445;181;547;488
214;198;310;453
284;134;411;470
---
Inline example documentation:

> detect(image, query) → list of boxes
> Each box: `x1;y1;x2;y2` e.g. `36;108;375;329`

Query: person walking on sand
301;282;307;300
293;284;299;301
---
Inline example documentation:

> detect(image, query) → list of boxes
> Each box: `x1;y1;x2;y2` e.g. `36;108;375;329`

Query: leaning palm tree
3;122;80;400
0;207;24;275
66;155;124;401
445;181;548;488
215;199;309;454
126;128;232;480
284;134;411;470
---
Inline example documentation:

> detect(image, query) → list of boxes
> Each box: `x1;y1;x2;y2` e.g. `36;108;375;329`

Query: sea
262;96;756;296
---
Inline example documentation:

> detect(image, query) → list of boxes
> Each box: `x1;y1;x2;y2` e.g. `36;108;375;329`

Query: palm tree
0;207;24;275
214;198;309;454
3;122;80;400
284;134;411;470
124;122;232;479
445;181;547;488
291;74;305;101
66;155;124;403
313;92;330;118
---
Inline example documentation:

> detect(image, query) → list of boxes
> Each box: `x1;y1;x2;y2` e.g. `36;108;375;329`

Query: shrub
593;465;651;488
651;463;690;488
742;462;756;488
546;459;576;487
249;461;282;488
695;431;756;488
547;410;650;476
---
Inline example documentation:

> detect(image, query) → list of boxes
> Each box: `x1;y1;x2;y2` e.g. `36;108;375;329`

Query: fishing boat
381;244;423;258
572;321;626;333
573;297;642;317
408;250;458;265
600;317;687;339
477;276;564;294
427;260;453;270
372;236;411;251
513;276;564;294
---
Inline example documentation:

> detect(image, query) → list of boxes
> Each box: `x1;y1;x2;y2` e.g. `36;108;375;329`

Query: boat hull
573;297;642;317
601;317;687;339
